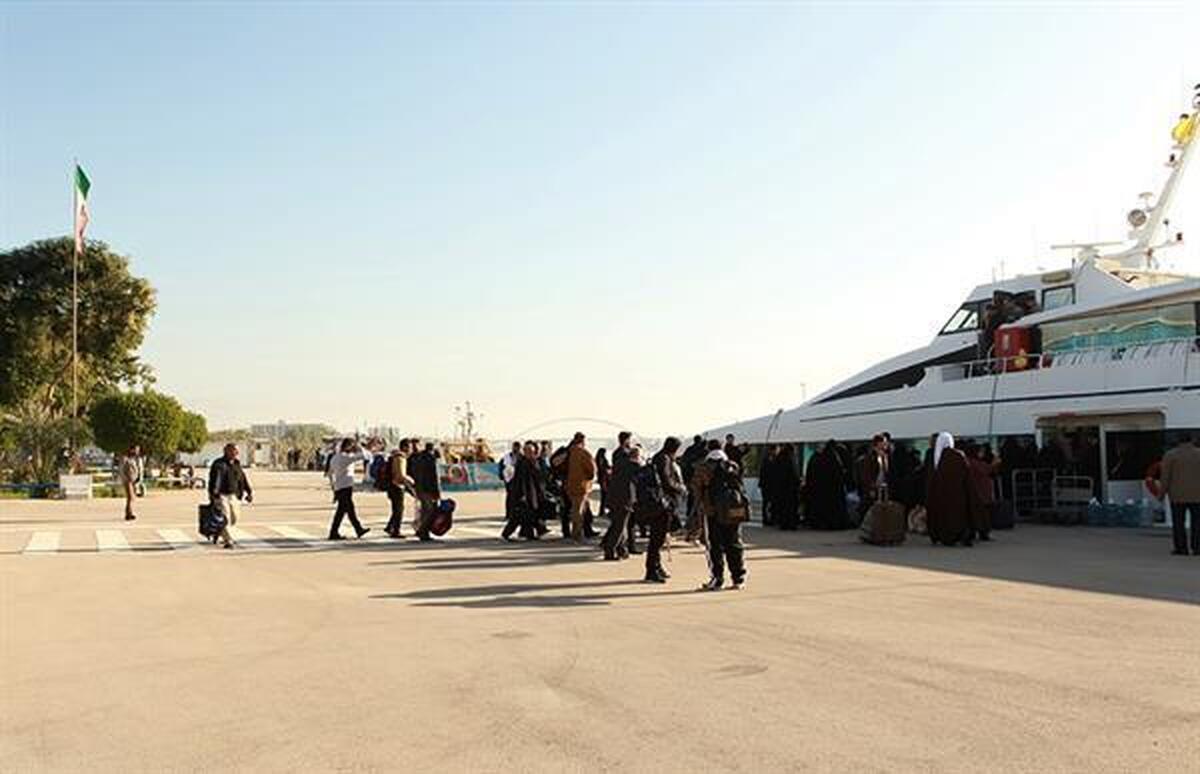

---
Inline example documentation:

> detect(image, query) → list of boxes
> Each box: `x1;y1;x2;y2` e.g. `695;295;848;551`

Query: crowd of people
765;432;1009;546
497;432;751;589
118;428;1200;562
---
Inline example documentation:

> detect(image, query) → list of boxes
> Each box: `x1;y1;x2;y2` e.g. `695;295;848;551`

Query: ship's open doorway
1035;412;1165;507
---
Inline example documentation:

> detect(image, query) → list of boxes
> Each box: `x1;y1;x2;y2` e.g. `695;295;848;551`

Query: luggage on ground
907;505;928;535
429;498;456;536
860;487;906;545
198;502;227;539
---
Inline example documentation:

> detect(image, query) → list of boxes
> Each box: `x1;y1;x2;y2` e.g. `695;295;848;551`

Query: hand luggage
860;487;906;545
429;498;456;536
907;505;928;535
198;502;227;539
990;500;1016;530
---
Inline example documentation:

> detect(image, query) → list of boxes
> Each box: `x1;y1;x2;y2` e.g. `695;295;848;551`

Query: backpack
549;447;569;477
373;457;392;491
634;462;665;512
709;460;749;524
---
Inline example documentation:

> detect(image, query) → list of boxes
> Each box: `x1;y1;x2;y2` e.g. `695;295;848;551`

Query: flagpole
71;159;79;449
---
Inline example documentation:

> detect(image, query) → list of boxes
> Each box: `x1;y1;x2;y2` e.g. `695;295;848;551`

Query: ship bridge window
1042;285;1075;311
939;302;982;335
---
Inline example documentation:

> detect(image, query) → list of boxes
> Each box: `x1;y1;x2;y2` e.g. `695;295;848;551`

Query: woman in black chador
803;441;849;530
772;445;802;530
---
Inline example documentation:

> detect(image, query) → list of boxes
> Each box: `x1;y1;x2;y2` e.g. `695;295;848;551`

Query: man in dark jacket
601;445;640;560
208;443;253;549
410;442;441;541
645;437;684;583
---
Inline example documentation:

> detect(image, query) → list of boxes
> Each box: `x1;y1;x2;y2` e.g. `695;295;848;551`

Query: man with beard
926;432;977;547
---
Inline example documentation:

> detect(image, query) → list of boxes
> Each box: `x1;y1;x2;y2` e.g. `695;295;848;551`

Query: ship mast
1104;84;1199;268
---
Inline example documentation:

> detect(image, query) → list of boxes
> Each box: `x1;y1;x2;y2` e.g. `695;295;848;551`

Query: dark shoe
417;534;435;542
698;578;724;592
732;576;746;590
124;514;136;521
1171;549;1188;556
356;527;371;539
643;571;668;584
328;534;346;541
603;552;620;561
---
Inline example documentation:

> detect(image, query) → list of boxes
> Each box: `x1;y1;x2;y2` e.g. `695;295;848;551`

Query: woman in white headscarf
925;432;978;546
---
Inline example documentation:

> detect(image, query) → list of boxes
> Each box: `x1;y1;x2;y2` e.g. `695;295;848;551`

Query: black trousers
504;482;517;521
330;487;365;537
502;503;536;539
415;494;437;539
705;513;746;583
1171;501;1198;554
645;507;670;575
385;485;405;534
602;503;633;557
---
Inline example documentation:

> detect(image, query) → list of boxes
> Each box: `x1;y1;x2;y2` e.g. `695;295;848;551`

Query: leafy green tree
0;238;156;418
178;411;208;454
0;405;89;482
90;392;184;462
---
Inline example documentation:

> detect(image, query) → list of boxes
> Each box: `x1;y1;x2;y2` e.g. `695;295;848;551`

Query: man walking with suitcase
208;443;253;549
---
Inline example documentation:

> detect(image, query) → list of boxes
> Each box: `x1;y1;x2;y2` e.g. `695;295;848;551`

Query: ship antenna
1109;81;1199;268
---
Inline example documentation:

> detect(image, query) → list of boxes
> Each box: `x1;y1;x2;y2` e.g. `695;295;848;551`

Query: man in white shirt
327;438;374;540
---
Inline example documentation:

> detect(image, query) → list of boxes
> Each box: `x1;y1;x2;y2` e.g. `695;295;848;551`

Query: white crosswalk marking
269;525;320;544
157;528;199;550
24;531;61;554
228;525;276;549
454;523;502;538
95;529;131;551
94;528;131;552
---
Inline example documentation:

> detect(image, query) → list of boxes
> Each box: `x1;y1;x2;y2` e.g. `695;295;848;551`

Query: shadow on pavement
371;578;697;608
746;523;1198;606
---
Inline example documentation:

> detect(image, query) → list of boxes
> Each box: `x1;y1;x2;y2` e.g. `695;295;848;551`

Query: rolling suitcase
860;486;906;546
198;502;227;542
429;498;456;536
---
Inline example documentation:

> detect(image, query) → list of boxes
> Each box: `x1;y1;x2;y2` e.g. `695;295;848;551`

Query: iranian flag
74;164;91;254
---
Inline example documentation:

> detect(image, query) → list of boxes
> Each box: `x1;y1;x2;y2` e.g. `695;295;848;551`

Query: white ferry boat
710;88;1199;506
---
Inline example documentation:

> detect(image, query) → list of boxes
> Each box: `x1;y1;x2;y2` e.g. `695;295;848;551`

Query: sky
2;2;1198;439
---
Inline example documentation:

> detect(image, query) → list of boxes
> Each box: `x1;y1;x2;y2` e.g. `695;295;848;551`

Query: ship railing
1011;468;1097;524
935;336;1198;382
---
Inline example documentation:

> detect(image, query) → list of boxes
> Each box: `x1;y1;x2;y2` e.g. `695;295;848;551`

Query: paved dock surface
2;472;1197;772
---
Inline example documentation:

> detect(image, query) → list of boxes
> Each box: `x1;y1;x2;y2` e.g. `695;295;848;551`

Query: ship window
939;303;981;335
1042;285;1075;311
